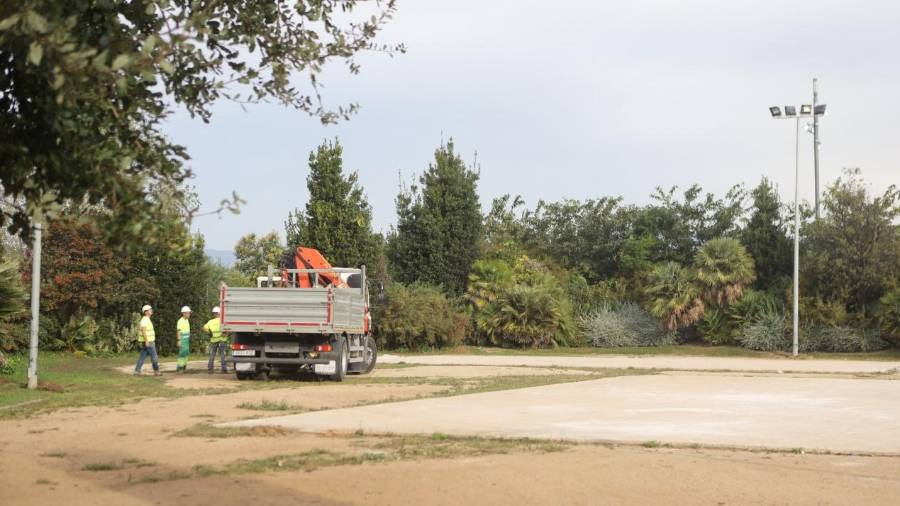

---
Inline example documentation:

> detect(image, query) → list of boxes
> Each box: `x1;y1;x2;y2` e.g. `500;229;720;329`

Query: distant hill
205;249;236;268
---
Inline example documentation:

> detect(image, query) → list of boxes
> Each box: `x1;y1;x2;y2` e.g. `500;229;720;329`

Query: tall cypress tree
388;141;483;295
741;178;791;291
285;139;379;268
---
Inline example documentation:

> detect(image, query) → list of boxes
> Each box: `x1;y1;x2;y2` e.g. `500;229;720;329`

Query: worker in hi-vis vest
134;305;161;376
204;306;229;374
175;306;192;373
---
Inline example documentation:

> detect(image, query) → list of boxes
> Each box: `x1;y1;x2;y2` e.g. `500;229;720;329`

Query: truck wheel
330;337;348;382
362;336;377;374
236;372;253;381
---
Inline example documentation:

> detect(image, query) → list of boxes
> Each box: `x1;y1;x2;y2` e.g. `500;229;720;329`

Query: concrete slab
380;353;900;374
227;374;900;454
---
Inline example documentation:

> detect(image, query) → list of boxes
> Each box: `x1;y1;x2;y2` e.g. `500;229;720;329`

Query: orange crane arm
288;247;345;288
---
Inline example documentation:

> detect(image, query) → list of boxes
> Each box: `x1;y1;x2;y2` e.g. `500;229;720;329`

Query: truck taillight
232;344;249;350
314;344;332;352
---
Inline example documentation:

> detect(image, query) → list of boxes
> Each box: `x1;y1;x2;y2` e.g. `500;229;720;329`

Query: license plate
235;362;255;372
314;361;336;375
232;350;255;356
265;343;299;353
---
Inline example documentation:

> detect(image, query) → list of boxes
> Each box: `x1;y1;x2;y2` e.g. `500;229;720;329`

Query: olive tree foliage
284;139;380;269
388;141;483;295
0;0;401;245
801;169;900;316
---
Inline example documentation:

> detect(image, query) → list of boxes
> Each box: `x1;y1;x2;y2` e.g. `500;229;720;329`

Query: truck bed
221;286;366;334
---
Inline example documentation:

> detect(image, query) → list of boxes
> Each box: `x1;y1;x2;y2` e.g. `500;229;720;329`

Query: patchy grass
40;451;67;458
35;479;57;485
135;470;193;484
82;462;122;472
390;344;900;361
193;433;572;477
173;423;293;439
236;399;303;412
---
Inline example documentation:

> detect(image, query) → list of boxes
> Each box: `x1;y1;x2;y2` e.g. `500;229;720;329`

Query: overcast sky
164;0;900;251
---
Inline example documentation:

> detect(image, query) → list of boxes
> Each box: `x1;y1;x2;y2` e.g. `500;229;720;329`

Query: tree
284;139;379;268
233;232;284;279
25;219;116;324
693;238;756;306
0;1;400;244
633;184;746;265
801;169;900;316
741;178;791;291
645;262;704;331
388;141;483;295
0;258;25;347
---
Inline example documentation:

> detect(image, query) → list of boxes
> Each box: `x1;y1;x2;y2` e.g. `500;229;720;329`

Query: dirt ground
2;364;898;505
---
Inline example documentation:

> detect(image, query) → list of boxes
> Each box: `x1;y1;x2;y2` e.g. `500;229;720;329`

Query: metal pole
792;117;800;357
812;78;820;220
26;221;42;389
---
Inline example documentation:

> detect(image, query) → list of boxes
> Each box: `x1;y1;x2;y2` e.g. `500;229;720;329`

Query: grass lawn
389;344;900;361
0;352;231;419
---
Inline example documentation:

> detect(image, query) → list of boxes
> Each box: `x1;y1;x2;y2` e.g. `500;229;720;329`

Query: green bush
738;308;888;352
878;289;900;343
728;289;779;327
374;284;469;350
736;307;789;351
801;327;888;353
487;284;573;348
697;307;733;345
579;302;675;348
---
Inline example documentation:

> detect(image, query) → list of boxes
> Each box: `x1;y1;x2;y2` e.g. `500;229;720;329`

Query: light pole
26;219;42;389
809;79;827;220
768;104;809;357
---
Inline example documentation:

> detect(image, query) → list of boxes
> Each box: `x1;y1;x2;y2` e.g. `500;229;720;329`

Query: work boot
133;371;141;376
154;371;162;377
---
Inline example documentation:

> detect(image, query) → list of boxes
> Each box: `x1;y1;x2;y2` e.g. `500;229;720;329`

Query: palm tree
490;285;566;348
694;238;756;306
645;262;705;331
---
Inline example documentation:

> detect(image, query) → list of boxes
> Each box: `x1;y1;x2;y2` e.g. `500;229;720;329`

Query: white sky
163;0;900;250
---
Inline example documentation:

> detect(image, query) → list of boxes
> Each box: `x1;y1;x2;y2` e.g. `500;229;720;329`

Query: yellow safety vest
177;318;191;340
139;316;155;343
203;317;226;343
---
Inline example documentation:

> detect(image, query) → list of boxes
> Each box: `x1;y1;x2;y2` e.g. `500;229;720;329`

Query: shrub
580;302;675;348
736;307;789;351
488;284;572;348
801;327;888;353
697;307;733;345
738;308;889;352
728;289;780;327
374;284;469;350
878;289;900;343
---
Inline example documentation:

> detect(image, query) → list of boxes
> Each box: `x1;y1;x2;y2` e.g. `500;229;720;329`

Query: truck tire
236;372;253;381
362;336;377;374
330;337;348;382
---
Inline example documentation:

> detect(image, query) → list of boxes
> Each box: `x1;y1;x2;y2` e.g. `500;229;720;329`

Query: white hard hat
212;306;221;314
142;305;152;312
181;306;192;313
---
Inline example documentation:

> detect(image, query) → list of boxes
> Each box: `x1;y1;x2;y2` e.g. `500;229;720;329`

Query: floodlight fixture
814;104;827;115
784;105;797;117
800;104;812;115
769;106;782;117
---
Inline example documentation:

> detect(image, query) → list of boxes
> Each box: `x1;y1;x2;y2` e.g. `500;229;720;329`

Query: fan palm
694;238;756;306
490;285;566;348
645;262;705;331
